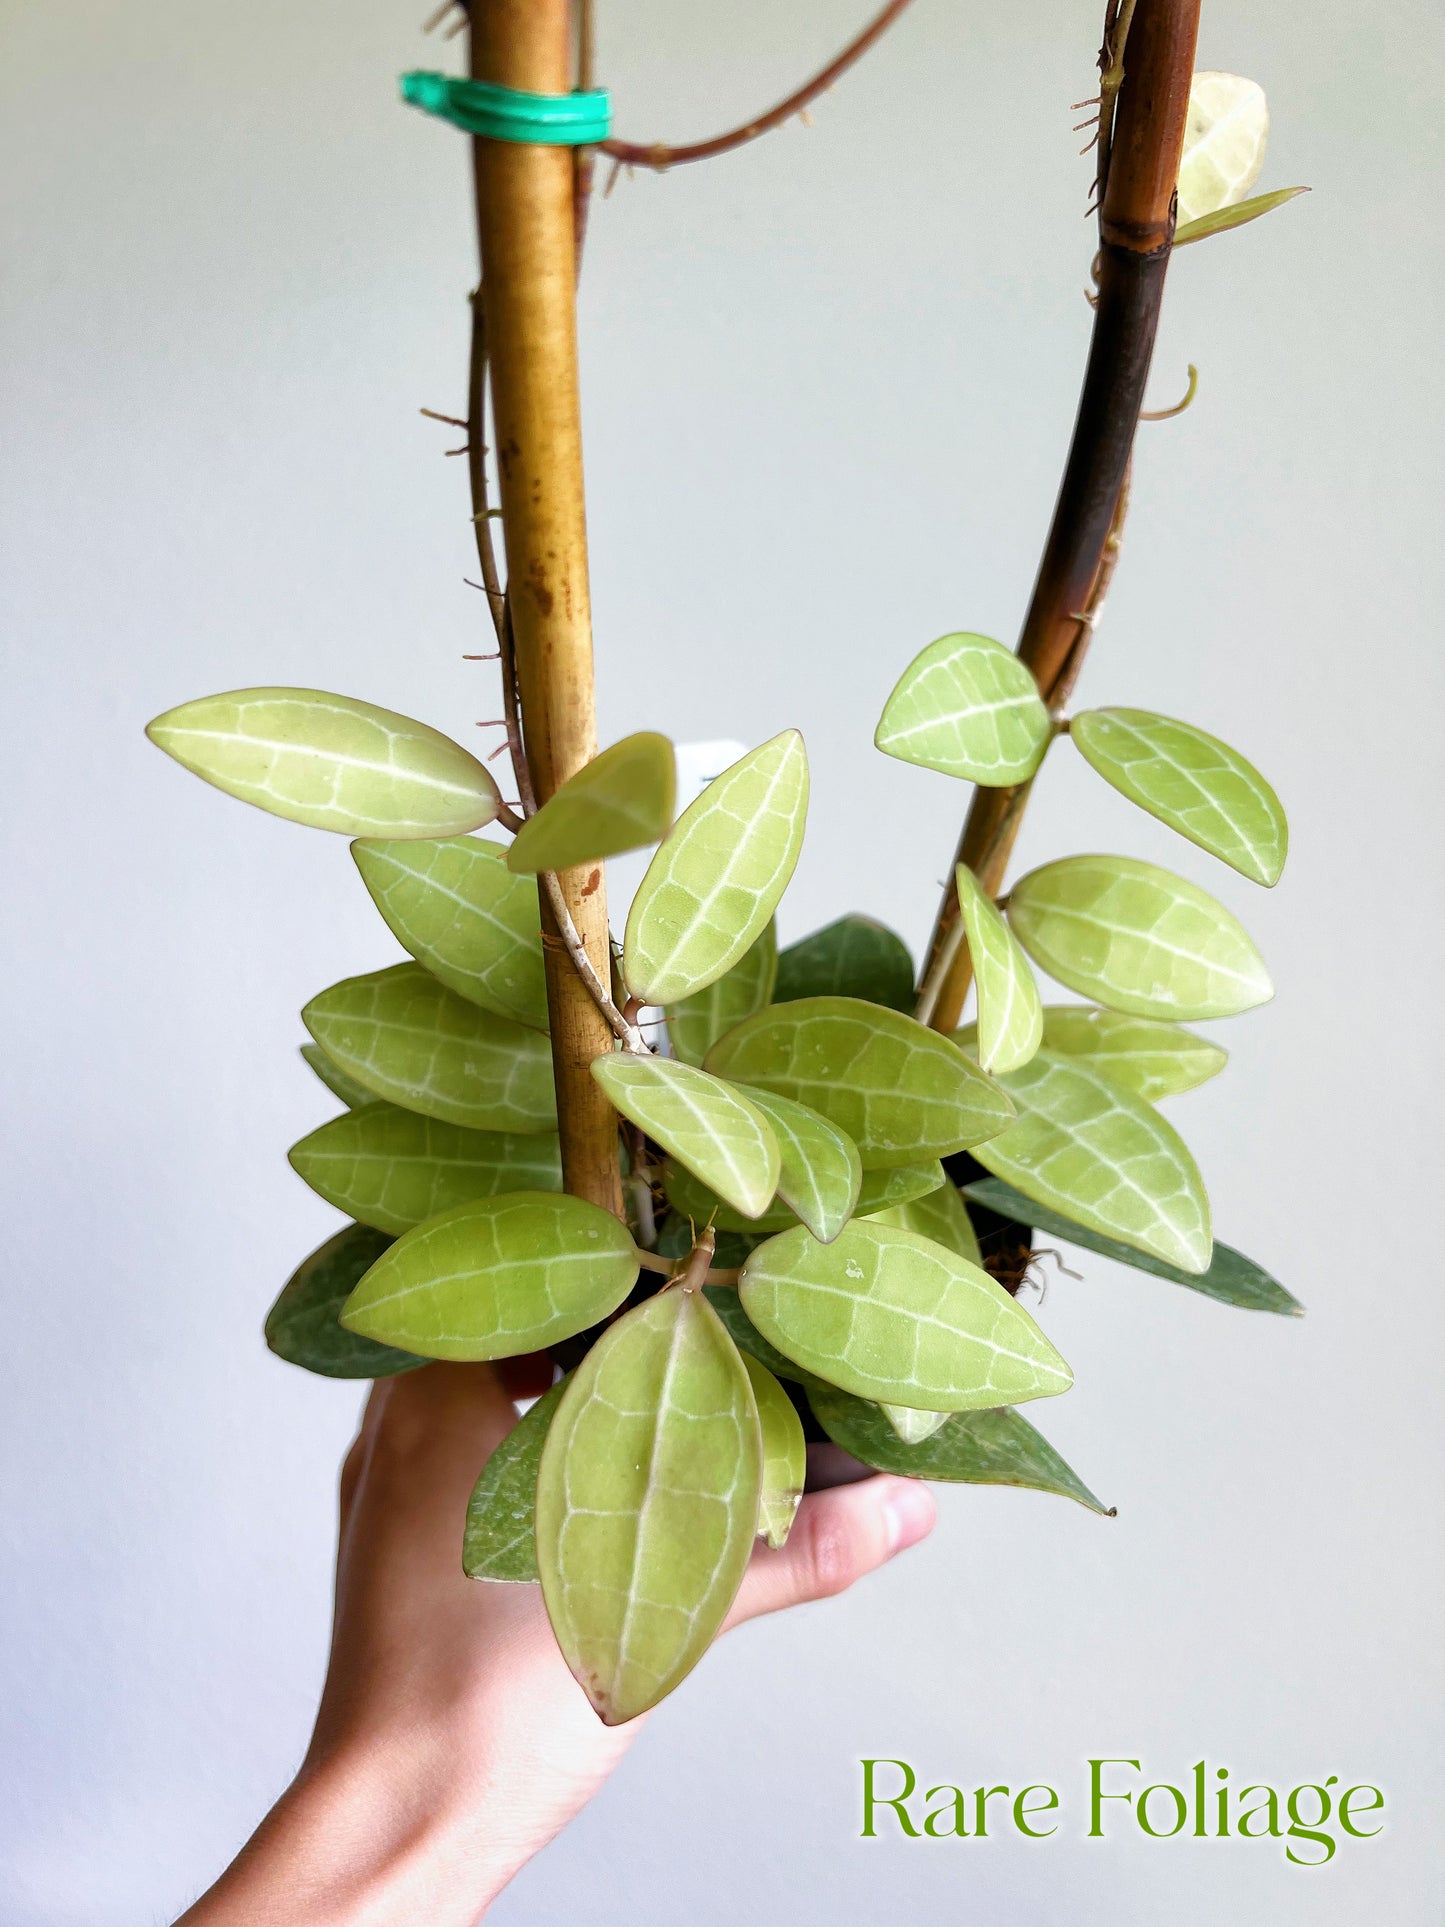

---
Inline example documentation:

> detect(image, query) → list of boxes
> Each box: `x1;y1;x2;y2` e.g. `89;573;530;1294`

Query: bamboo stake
469;0;623;1216
917;0;1200;1035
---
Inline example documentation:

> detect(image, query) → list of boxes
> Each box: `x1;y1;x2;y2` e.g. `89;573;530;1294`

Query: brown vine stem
599;0;915;171
469;0;625;1215
917;0;1200;1035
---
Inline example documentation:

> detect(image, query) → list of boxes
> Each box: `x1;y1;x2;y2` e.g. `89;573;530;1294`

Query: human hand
178;1359;936;1926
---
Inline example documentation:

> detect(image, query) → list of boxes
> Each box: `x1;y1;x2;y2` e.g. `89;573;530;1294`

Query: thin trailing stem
917;0;1199;1034
599;0;915;171
538;865;649;1051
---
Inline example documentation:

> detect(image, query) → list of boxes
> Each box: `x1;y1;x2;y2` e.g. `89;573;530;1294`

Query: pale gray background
3;0;1442;1920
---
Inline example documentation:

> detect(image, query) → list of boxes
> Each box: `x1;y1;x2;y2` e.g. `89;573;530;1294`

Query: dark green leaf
463;1379;567;1582
774;915;915;1013
300;1042;378;1112
264;1223;423;1379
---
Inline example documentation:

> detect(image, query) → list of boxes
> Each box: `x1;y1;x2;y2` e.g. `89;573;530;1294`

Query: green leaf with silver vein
339;1192;639;1360
1007;855;1272;1021
740;1220;1072;1412
592;1054;780;1219
806;1379;1111;1513
146;687;500;836
773;915;915;1013
726;1084;861;1243
288;1102;561;1235
743;1354;806;1548
352;836;547;1030
303;963;556;1133
1070;708;1288;886
623;731;809;1007
264;1223;422;1379
1177;71;1269;227
665;1156;943;1238
1039;1005;1227;1101
954;863;1043;1073
963;1175;1301;1316
536;1287;763;1723
866;1176;982;1264
667;922;777;1068
706;995;1013;1168
300;1042;378;1111
703;1284;809;1383
1174;186;1308;247
874;633;1051;785
963;1045;1212;1274
463;1378;568;1583
505;732;676;874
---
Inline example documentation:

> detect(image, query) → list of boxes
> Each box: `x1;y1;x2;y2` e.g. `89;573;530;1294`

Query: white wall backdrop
2;0;1442;1920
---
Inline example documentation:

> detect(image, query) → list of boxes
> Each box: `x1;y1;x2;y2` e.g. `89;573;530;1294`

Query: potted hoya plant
146;0;1306;1726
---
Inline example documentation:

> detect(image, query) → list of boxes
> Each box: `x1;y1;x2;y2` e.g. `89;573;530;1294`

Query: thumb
725;1476;936;1629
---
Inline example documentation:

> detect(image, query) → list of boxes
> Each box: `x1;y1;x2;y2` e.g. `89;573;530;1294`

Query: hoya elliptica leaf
464;1378;567;1583
1039;1006;1227;1102
303;963;556;1133
805;1381;1111;1513
1176;72;1270;227
866;1175;982;1264
623;731;809;1006
146;687;501;836
881;1403;950;1445
874;633;1051;785
1007;856;1272;1021
352;836;547;1030
954;863;1043;1073
963;1175;1301;1316
536;1286;763;1723
739;1220;1072;1412
705;995;1013;1168
667;923;777;1068
726;1084;861;1244
264;1223;422;1380
742;1354;806;1548
964;1046;1212;1274
339;1192;639;1360
1069;708;1288;885
505;732;676;874
288;1103;561;1235
1174;185;1309;247
664;1157;944;1239
773;914;915;1013
300;1043;377;1112
591;1054;780;1219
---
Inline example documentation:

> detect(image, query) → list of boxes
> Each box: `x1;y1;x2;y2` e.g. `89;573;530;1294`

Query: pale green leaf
352;836;547;1029
591;1054;780;1219
1039;1005;1227;1101
264;1223;423;1379
1175;185;1309;246
742;1355;806;1548
303;963;556;1133
300;1042;377;1111
726;1084;861;1244
955;864;1043;1073
288;1102;561;1235
505;732;676;874
705;995;1014;1168
463;1379;566;1582
874;633;1050;785
774;915;915;1013
866;1176;982;1264
740;1220;1072;1412
339;1192;639;1360
623;732;809;1006
963;1175;1301;1316
1070;708;1287;885
536;1286;762;1723
664;1157;944;1239
667;923;777;1068
964;1046;1212;1274
881;1403;950;1444
1007;856;1272;1020
806;1380;1111;1513
1177;72;1269;227
146;687;500;836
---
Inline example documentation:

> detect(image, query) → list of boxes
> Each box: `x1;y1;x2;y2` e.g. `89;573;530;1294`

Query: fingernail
882;1479;936;1555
